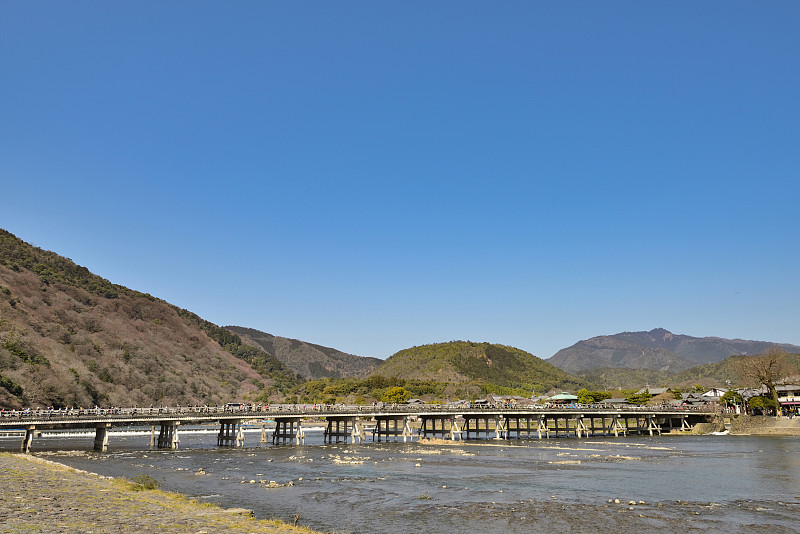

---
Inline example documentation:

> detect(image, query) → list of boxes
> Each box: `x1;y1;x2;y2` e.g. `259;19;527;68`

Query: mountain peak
648;328;674;339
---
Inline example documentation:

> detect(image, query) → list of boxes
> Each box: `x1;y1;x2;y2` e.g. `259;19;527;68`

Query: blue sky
2;2;799;359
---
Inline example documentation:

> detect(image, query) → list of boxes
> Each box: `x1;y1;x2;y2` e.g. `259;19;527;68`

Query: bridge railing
0;404;268;421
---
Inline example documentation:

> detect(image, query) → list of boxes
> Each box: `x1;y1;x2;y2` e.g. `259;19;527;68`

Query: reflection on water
3;429;799;534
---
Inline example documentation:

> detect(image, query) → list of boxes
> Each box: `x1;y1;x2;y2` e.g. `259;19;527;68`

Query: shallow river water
4;429;799;533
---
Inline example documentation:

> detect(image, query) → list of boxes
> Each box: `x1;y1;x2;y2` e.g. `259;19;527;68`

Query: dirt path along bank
0;453;321;534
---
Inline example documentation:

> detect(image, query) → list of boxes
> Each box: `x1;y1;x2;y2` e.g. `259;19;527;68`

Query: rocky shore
0;453;322;534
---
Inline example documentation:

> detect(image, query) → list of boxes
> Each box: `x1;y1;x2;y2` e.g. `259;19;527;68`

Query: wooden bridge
0;405;717;452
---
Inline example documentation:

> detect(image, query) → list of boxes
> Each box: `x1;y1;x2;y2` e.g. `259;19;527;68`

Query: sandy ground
0;453;322;534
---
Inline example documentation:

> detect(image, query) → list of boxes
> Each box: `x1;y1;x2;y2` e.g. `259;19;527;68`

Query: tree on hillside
625;392;652;405
381;386;411;404
735;347;788;417
577;388;612;405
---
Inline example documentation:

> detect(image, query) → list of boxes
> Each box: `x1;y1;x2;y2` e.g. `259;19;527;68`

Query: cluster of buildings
439;383;800;416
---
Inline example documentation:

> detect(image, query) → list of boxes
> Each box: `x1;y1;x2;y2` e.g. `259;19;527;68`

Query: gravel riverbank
0;453;322;534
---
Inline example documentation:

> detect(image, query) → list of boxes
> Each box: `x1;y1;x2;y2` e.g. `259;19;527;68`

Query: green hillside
374;341;584;394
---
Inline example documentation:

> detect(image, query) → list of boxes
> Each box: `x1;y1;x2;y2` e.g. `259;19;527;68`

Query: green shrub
129;473;161;491
0;374;23;397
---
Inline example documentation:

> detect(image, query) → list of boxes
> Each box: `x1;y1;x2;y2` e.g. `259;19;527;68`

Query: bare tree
735;347;788;416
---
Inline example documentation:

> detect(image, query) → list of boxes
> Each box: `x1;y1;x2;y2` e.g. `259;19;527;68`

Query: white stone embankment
729;415;800;436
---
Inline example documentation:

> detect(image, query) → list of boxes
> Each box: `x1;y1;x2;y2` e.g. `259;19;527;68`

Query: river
3;429;799;533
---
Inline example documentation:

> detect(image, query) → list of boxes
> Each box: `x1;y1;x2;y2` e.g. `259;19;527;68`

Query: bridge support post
21;425;35;453
157;422;180;449
494;416;507;440
647;415;657;436
611;415;627;437
576;416;588;438
449;417;463;441
681;415;692;431
150;426;156;447
236;424;245;447
351;420;363;444
260;423;268;443
402;419;413;442
537;415;549;439
94;422;111;452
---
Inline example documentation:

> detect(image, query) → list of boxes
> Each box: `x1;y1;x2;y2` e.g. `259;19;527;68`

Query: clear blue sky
2;2;799;359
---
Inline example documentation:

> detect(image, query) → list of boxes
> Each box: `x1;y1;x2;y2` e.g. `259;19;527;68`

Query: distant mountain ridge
225;326;381;380
548;328;800;373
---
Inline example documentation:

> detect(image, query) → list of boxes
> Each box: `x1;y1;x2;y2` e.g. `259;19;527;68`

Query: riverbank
729;415;800;436
0;453;323;534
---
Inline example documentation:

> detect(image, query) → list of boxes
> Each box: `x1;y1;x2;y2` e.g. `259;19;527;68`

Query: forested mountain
548;328;800;373
226;326;381;380
0;229;299;409
374;341;583;394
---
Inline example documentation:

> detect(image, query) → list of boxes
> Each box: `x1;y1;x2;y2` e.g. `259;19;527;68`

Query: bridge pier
419;415;453;440
681;414;693;431
419;415;463;441
273;417;304;445
516;416;534;439
537;415;550;439
494;416;508;440
647;415;661;436
611;415;627;437
324;416;363;444
575;416;588;438
463;416;493;440
217;420;243;447
503;416;521;439
553;416;563;437
156;422;180;449
374;415;413;442
94;422;111;451
449;417;463;441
